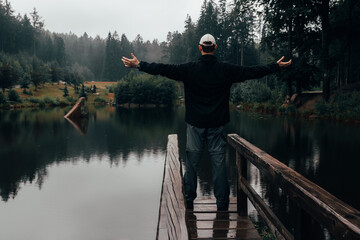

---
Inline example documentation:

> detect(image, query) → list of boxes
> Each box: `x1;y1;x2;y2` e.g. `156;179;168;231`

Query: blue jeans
184;123;230;209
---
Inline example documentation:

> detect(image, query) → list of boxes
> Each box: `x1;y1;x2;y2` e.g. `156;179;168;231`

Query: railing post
236;151;248;216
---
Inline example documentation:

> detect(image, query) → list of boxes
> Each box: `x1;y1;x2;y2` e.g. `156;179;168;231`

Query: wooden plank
194;228;260;239
190;212;245;221
156;134;189;240
191;203;237;212
187;197;261;240
189;219;256;229
228;133;360;239
188;215;261;239
194;197;237;204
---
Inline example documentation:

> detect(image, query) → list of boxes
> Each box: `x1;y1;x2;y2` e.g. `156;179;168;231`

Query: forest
0;0;359;108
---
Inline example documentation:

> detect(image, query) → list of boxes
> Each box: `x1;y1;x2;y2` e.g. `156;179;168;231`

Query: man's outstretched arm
122;53;187;81
231;56;292;83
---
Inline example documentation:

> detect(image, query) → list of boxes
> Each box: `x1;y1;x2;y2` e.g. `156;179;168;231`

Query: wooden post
237;151;248;216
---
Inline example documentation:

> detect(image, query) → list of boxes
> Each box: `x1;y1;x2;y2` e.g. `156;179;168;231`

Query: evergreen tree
0;63;12;92
7;88;21;102
259;0;319;97
133;34;146;60
54;35;66;66
30;71;42;90
30;8;44;57
102;32;132;81
79;83;87;100
183;15;198;62
167;31;186;64
102;32;115;81
63;85;68;97
119;34;133;77
197;0;219;38
17;14;34;52
50;63;61;84
38;34;54;61
217;0;230;61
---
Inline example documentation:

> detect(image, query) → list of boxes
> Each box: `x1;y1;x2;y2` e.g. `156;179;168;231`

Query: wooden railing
227;133;360;240
156;134;189;240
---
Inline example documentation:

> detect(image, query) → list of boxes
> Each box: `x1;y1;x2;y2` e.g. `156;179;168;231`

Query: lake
0;106;359;239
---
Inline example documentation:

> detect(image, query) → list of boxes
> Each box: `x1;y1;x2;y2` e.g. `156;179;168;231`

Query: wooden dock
156;134;261;240
157;134;360;240
188;197;261;239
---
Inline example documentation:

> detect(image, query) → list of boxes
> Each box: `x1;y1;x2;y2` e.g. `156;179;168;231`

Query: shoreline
3;101;360;126
231;102;360;125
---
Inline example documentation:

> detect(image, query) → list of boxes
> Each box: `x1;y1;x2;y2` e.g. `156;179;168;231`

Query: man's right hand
122;53;140;68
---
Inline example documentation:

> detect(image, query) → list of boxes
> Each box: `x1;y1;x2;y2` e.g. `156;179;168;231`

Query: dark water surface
0;106;359;239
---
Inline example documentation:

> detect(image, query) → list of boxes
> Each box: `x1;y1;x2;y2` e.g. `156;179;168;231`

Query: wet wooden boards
187;197;261;240
157;134;188;240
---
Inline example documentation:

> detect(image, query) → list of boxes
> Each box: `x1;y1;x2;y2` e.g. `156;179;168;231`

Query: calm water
0;106;359;239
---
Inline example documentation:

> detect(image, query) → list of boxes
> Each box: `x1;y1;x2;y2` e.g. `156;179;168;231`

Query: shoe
186;201;194;210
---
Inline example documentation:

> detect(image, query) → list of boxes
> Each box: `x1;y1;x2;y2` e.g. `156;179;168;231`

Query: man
122;34;291;211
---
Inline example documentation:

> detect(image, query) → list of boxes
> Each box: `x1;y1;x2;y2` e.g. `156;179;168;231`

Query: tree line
1;0;359;103
165;0;359;102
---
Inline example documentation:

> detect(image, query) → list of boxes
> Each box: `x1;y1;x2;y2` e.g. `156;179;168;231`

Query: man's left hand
277;56;292;68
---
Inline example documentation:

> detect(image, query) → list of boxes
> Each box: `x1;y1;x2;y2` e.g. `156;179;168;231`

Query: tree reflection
1;107;359;228
0;107;179;201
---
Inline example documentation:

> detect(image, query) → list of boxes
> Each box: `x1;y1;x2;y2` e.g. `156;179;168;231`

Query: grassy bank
233;91;360;123
0;81;116;109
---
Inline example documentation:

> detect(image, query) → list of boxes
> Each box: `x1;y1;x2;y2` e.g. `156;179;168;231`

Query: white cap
199;34;216;46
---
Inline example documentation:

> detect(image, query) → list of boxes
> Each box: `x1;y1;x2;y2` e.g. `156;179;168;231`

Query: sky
10;0;205;42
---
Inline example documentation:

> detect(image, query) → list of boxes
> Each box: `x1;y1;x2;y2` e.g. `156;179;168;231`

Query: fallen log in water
64;97;89;134
64;97;89;120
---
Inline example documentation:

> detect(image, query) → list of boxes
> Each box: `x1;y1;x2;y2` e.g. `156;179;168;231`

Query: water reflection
1;107;359;240
0;106;180;202
227;112;360;239
64;117;89;135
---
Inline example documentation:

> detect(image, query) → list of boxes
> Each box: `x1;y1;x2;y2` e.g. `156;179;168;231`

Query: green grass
1;80;176;109
2;81;117;108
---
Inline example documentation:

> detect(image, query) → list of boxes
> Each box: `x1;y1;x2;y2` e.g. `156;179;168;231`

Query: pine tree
183;15;198;62
102;32;132;81
197;0;219;39
63;85;68;97
30;8;44;57
0;63;12;92
102;32;115;81
54;35;66;66
79;83;87;100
